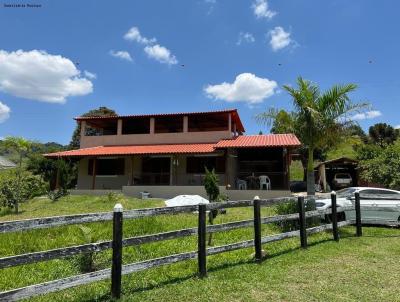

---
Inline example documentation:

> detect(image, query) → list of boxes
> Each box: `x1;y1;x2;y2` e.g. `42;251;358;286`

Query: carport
315;157;358;192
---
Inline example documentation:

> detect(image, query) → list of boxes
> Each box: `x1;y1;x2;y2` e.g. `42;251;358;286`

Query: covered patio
45;134;300;199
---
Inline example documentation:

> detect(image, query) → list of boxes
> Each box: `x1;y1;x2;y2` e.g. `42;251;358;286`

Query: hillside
0;140;65;166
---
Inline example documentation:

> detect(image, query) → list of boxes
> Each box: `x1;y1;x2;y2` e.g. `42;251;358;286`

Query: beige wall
80;131;232;148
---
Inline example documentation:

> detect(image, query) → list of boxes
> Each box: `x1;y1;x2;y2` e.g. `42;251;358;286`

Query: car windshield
336;187;357;198
336;173;350;179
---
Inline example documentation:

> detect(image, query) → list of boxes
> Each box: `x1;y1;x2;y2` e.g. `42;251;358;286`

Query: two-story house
45;109;300;199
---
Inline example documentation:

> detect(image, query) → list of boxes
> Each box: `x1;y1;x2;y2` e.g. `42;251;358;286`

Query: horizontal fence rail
0;206;355;269
0;193;399;301
0;221;353;301
0;196;298;234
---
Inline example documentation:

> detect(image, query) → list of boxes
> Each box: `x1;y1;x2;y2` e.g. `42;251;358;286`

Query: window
122;117;150;134
88;158;125;175
335;173;351;179
362;189;399;195
154;116;183;133
336;187;357;198
186;156;225;174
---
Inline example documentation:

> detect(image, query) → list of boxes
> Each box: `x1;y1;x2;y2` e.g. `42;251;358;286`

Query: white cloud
204;73;278;104
84;70;97;80
237;32;255;45
252;0;276;19
395;125;400;129
0;101;10;123
352;110;382;121
123;27;156;45
268;26;292;51
144;44;178;65
124;26;178;66
109;50;133;62
0;50;93;104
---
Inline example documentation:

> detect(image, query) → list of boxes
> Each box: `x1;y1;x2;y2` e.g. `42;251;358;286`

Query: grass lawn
0;194;399;302
290;160;304;181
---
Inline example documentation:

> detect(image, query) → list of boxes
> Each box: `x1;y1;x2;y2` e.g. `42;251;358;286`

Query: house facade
45;109;300;199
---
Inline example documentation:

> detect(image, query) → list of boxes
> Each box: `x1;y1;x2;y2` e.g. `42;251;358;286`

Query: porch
76;146;290;193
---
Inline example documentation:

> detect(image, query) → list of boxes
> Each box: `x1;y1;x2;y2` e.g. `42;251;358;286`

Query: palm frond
255;107;280;127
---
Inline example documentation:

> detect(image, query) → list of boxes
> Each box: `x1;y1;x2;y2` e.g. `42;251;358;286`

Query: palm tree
258;77;367;195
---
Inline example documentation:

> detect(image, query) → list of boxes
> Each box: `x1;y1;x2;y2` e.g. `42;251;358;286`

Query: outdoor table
246;175;259;189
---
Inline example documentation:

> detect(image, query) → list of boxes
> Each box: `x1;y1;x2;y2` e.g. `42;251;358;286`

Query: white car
332;173;352;189
315;187;400;223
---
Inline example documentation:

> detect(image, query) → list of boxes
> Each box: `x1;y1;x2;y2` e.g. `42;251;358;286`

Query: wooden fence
0;192;398;301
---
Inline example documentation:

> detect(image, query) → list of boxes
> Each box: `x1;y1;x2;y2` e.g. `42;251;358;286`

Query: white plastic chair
259;175;271;190
237;179;247;190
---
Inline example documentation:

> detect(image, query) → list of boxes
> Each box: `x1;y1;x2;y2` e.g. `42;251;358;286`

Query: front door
141;157;171;185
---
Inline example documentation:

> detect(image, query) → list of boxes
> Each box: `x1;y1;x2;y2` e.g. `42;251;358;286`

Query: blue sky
0;0;399;145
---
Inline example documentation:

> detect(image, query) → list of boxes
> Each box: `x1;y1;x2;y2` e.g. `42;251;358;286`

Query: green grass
326;136;362;160
0;194;163;221
290;160;304;181
0;195;399;302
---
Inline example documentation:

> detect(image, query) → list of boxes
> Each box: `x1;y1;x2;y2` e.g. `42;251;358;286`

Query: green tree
257;77;366;195
204;167;220;245
2;137;33;213
69;107;117;149
358;141;400;189
268;110;328;181
346;124;367;141
368;123;398;147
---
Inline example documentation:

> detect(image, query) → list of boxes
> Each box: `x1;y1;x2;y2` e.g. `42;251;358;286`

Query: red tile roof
215;134;301;148
74;109;245;132
44;134;300;158
44;143;217;157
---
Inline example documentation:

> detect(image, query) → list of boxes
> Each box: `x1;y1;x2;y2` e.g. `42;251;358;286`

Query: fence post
253;196;263;262
331;191;339;242
198;204;207;278
298;196;307;248
111;203;123;299
355;192;362;237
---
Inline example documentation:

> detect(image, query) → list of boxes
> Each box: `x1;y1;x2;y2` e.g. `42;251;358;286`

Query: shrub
102;191;120;204
24;174;48;197
73;225;99;273
0;171;47;211
275;199;320;232
203;167;222;246
358;141;400;190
